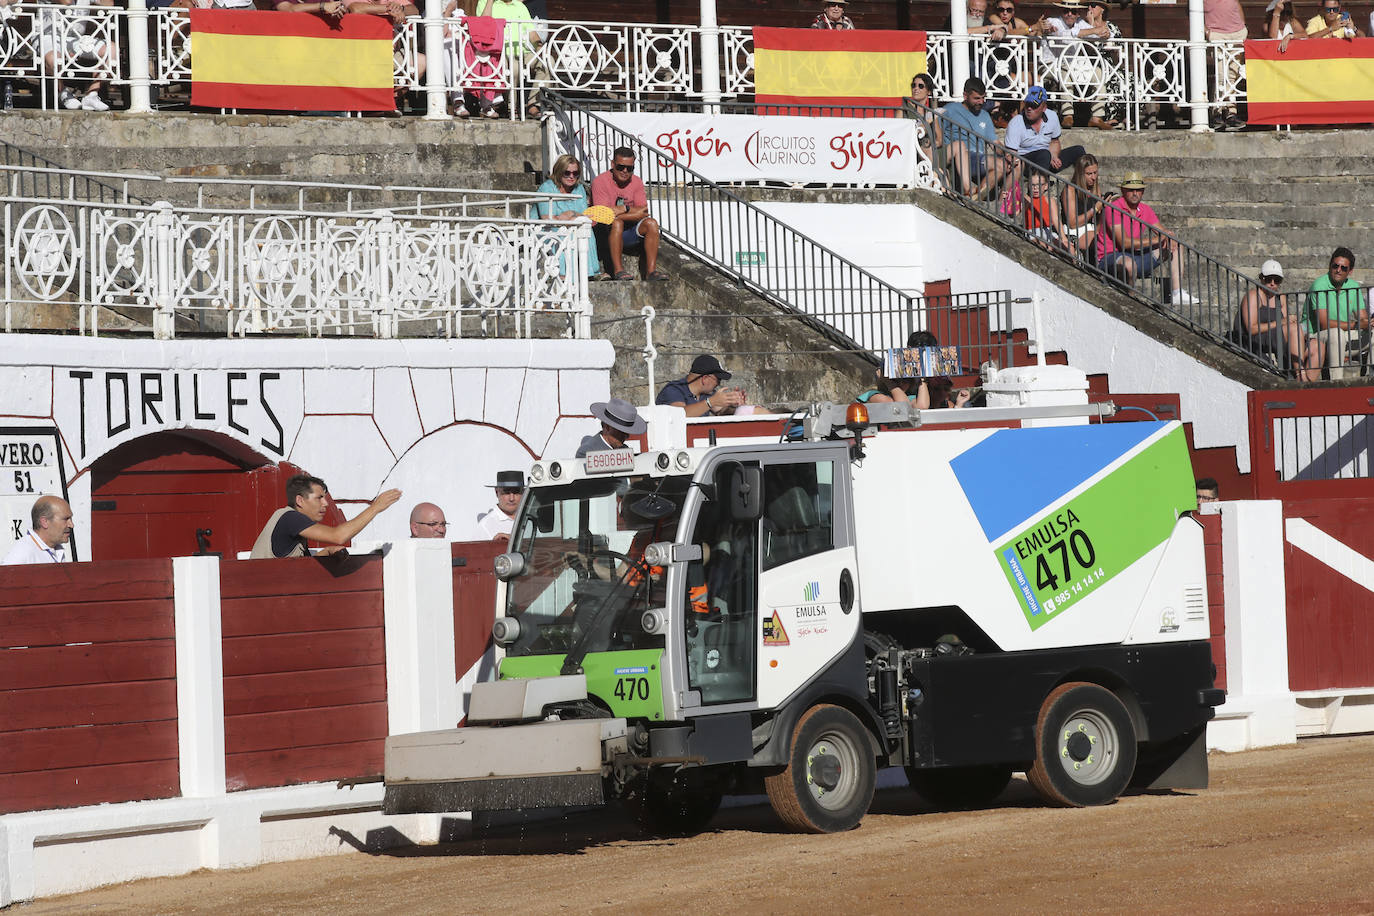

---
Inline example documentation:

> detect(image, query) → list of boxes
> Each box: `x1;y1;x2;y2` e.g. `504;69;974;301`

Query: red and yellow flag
190;10;395;113
1245;38;1374;125
753;28;927;114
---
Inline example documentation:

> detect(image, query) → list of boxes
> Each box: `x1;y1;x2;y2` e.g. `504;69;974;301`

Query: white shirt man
478;470;524;543
2;495;73;565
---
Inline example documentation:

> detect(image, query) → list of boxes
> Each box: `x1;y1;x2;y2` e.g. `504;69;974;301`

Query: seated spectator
1061;153;1106;259
249;474;401;559
1;495;73;565
1022;170;1070;251
1077;0;1124;130
44;0;116;111
942;77;1014;199
1229;259;1310;377
908;73;943;158
1005;85;1085;174
274;0;346;19
577;398;646;456
1306;0;1363;38
532;153;605;279
942;0;1006;37
1268;0;1309;51
989;0;1046;38
857;373;929;407
590;147;666;281
1304;246;1367;380
409;502;448;537
1039;0;1090;127
656;354;746;417
811;0;854;29
1096;171;1197;305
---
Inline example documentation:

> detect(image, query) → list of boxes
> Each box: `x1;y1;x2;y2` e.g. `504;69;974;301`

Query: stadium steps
1074;128;1374;291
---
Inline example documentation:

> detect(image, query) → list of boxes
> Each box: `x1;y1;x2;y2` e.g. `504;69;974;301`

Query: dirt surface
16;736;1374;915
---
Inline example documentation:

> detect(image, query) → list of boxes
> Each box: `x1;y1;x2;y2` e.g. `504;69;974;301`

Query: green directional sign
734;250;767;267
995;428;1194;630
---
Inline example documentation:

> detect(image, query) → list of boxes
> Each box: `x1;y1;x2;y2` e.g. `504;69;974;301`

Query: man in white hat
811;0;854;29
577;398;647;457
1040;0;1090;99
477;470;525;542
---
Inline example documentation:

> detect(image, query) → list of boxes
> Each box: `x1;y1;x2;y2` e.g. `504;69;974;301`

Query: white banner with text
553;112;919;187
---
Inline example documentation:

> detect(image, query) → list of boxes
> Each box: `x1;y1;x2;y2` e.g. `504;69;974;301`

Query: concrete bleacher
1081;128;1374;293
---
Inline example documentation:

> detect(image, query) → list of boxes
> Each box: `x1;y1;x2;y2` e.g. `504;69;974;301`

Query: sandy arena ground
15;735;1374;915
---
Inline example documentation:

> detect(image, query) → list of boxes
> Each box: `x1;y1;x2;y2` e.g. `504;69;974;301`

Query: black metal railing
916;102;1299;378
545;91;1015;374
1;138;144;205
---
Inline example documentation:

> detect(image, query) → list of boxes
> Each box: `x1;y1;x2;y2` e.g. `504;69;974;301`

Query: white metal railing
0;3;1252;128
1;165;593;340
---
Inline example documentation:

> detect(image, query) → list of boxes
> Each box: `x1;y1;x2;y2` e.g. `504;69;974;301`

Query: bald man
409;502;448;538
3;494;74;564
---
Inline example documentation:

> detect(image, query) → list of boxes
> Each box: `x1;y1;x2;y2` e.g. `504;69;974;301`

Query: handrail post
699;0;722;112
126;0;153;114
949;0;970;97
1187;0;1210;132
642;305;657;404
423;0;449;120
151;201;176;339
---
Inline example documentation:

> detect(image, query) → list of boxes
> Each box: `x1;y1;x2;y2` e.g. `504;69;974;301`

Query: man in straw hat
577;398;647;457
1095;171;1198;306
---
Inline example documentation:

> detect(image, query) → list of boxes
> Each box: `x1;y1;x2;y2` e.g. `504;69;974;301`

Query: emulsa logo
744;130;817;168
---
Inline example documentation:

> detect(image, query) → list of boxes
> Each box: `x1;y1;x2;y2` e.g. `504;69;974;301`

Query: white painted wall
0;335;614;557
910;207;1254;472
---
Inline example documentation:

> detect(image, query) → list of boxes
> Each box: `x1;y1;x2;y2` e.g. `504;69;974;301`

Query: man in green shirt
1305;246;1369;379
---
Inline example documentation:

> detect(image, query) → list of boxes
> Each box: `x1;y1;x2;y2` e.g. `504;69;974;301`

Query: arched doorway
90;431;305;560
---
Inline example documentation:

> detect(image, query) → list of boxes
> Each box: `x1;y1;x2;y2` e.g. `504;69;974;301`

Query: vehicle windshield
503;474;693;658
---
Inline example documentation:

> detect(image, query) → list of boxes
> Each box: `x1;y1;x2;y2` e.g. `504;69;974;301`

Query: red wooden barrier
219;553;388;790
1281;499;1374;692
0;560;179;814
1200;513;1226;692
452;541;502;686
1248;387;1374;500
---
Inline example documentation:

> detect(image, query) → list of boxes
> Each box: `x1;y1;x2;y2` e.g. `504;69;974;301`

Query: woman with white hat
1230;260;1312;379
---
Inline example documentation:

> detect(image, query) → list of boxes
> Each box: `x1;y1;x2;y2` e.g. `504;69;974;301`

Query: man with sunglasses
1304;247;1368;380
591;147;667;281
1306;1;1363;38
810;0;854;29
1230;259;1311;379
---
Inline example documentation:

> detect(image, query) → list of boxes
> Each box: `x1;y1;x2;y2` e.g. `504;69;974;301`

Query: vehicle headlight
494;552;526;580
492;616;521;646
641;608;668;635
643;541;673;567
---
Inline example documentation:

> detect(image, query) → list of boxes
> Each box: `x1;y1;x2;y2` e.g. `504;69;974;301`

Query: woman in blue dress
532;154;607;280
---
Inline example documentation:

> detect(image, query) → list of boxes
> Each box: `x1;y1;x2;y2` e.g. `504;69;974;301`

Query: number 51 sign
1;427;71;552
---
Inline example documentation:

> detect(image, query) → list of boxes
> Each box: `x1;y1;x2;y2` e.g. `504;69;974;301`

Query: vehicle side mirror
536;502;555;533
728;466;763;521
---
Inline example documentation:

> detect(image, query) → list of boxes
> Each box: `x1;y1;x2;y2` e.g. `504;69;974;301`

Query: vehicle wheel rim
1056;707;1119;787
805;729;861;810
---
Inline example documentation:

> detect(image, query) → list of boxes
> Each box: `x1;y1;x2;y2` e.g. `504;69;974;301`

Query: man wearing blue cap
1004;85;1086;174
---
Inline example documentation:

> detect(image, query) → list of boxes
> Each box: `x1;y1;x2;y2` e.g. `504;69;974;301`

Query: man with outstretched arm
250;474;400;558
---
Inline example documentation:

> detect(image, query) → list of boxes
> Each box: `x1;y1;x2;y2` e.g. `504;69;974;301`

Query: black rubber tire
765;704;877;833
1026;682;1137;807
905;764;1013;810
625;770;723;838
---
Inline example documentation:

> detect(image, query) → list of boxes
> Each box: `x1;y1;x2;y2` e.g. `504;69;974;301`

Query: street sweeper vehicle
384;400;1224;834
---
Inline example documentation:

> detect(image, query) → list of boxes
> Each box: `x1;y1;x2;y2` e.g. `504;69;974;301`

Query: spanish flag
190;11;395;112
1245;38;1374;125
754;28;927;114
